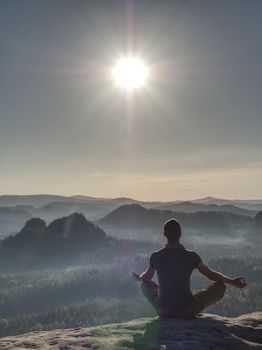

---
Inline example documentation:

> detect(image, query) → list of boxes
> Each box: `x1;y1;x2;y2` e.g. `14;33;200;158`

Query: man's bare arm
197;263;248;288
133;266;155;281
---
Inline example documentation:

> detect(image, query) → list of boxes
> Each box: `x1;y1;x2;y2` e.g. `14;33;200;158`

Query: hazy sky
1;0;262;200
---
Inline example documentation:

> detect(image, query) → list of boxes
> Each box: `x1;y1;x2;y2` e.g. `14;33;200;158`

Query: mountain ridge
1;194;261;207
0;195;260;238
98;203;250;233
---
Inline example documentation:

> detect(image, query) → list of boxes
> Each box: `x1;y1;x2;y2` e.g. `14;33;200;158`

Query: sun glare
113;57;148;90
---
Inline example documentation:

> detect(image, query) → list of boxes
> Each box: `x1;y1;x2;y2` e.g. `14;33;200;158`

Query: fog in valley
0;195;261;337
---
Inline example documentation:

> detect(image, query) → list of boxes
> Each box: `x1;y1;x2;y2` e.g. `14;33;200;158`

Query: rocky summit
0;312;261;350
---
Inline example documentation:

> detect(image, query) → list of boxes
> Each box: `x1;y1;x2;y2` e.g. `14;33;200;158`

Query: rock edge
0;312;261;350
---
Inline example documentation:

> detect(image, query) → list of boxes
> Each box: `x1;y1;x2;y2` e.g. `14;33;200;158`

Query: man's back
149;245;202;309
137;219;247;317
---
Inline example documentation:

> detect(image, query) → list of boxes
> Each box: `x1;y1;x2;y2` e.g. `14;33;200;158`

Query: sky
0;0;262;201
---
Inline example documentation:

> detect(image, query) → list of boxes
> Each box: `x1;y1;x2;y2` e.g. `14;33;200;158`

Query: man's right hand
230;277;248;288
132;272;142;281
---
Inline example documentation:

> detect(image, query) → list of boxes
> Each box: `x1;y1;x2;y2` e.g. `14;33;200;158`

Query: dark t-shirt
149;245;202;310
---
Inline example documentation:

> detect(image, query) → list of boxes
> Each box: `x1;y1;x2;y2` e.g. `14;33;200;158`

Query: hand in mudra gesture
132;272;142;281
231;277;248;288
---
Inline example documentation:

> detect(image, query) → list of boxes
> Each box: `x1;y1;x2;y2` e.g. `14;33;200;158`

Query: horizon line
0;193;262;202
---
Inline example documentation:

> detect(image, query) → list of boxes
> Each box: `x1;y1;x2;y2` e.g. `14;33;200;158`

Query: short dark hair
163;219;181;241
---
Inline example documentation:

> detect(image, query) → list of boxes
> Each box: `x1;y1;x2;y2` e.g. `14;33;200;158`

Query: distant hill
33;199;162;223
2;218;46;250
0;195;76;207
156;201;256;216
253;211;262;231
39;201;109;221
99;204;162;228
98;204;233;234
0;206;32;220
0;206;32;237
44;212;106;245
192;196;232;205
0;213;107;269
249;203;262;211
0;194;162;208
192;196;262;211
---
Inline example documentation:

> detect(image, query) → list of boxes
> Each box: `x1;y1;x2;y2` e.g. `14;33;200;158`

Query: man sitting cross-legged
133;219;248;318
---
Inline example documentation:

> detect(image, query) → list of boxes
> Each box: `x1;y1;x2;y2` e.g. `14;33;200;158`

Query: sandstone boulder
0;312;261;349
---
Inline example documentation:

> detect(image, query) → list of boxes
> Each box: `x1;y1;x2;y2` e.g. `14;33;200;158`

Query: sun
112;57;149;90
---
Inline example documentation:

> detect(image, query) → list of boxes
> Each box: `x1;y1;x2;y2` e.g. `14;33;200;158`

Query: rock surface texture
0;312;261;350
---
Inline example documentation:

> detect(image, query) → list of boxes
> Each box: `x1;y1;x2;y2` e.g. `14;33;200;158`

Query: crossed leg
193;281;227;314
141;280;159;308
141;281;195;318
141;280;227;317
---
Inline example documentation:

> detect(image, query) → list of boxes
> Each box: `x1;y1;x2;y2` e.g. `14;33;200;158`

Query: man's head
163;218;181;242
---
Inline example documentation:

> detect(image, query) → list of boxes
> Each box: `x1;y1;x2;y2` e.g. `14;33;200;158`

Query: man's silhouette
133;218;248;318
